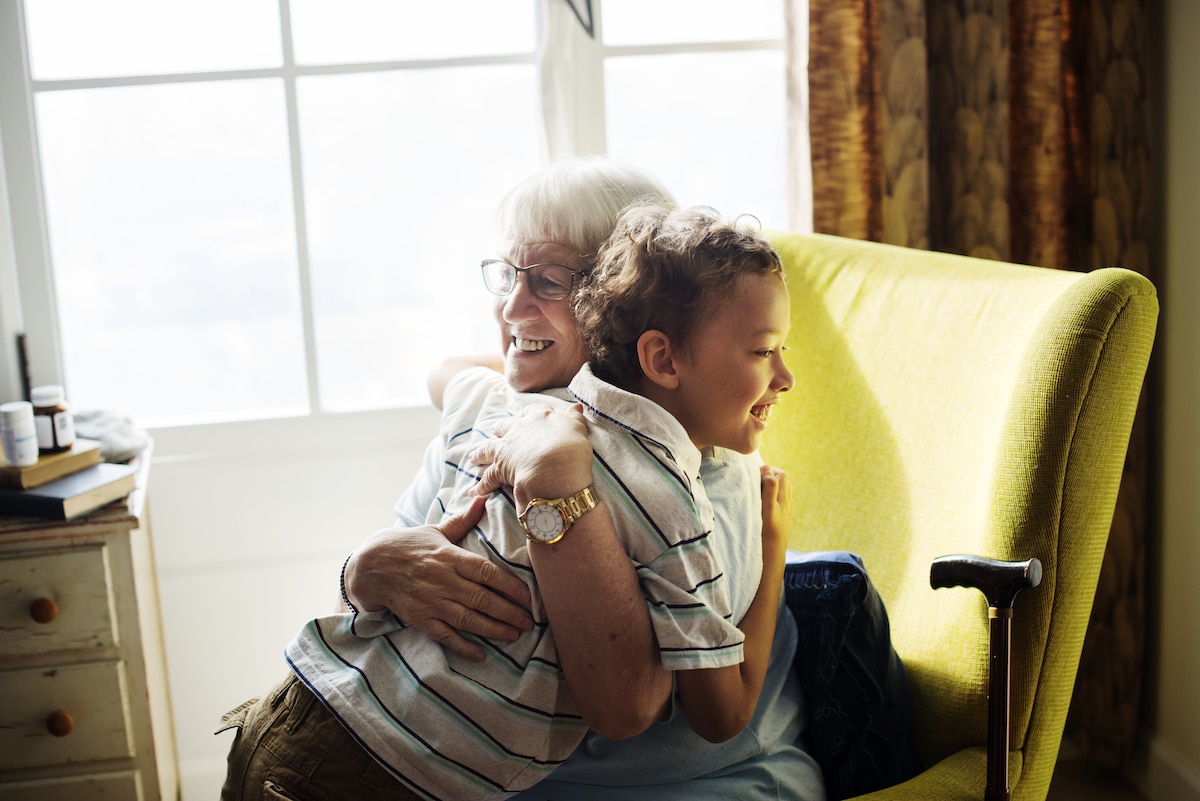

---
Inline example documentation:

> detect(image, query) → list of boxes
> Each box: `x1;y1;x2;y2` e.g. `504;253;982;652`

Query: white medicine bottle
1;401;40;467
30;384;76;454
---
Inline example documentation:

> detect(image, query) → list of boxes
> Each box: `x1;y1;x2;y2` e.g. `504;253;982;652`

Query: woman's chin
505;356;567;394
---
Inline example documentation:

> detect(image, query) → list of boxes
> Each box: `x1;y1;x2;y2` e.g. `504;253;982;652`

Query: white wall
149;407;439;798
1140;1;1200;799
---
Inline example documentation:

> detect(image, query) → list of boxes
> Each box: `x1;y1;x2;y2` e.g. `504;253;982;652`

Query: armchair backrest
761;232;1157;799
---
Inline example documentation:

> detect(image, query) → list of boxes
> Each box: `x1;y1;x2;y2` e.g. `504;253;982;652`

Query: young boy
283;205;794;800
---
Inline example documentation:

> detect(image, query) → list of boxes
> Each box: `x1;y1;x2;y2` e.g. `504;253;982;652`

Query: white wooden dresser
0;457;178;800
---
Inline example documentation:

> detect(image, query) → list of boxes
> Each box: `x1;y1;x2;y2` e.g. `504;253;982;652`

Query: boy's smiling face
667;273;794;453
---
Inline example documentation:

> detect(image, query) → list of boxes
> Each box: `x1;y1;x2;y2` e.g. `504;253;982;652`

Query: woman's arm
427;353;504;410
471;404;674;740
673;465;791;742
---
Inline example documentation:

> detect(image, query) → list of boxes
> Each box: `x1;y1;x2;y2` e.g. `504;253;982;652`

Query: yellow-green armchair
761;232;1158;801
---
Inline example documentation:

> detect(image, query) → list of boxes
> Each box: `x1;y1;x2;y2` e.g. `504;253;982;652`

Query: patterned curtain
789;0;1153;767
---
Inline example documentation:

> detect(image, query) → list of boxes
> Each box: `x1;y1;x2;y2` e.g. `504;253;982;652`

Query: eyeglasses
480;259;583;302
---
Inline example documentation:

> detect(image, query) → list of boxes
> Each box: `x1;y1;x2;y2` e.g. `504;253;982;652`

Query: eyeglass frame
480;259;586;302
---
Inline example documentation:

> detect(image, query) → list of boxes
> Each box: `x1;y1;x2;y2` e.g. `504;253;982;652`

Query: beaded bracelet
340;552;359;614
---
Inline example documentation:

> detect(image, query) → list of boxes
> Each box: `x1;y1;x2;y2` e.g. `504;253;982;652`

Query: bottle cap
30;385;66;407
0;400;35;427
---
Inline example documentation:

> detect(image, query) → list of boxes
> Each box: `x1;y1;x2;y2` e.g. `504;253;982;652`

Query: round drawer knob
30;597;58;624
46;710;74;737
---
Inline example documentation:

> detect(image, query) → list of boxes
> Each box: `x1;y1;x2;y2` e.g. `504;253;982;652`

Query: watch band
559;485;597;526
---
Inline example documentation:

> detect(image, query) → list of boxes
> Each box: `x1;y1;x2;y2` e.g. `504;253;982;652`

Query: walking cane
931;555;1043;801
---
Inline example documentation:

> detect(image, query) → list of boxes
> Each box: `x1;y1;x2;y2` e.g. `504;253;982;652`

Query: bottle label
34;411;75;452
2;426;39;467
54;411;76;448
34;415;53;449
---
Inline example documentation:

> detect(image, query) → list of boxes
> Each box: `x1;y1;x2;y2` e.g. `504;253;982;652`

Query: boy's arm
674;465;791;743
427;353;504;410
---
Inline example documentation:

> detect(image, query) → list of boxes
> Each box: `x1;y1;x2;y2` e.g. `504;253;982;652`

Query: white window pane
605;51;788;228
25;0;281;80
602;0;783;45
290;0;536;65
298;65;542;411
36;80;306;425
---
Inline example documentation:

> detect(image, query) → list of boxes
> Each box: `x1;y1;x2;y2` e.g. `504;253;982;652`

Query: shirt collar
567;363;702;479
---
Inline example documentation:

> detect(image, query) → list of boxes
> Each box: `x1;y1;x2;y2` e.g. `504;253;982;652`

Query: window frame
0;0;792;428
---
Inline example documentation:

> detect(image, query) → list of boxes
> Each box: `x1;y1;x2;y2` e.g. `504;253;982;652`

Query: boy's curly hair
574;205;783;390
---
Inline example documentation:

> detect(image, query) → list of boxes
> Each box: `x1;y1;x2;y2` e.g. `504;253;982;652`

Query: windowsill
147;405;442;464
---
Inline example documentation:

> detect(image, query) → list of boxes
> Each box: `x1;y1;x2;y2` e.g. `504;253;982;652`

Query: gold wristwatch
518;486;597;544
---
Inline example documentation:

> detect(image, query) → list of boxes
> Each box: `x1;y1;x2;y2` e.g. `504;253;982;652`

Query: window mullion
278;0;322;415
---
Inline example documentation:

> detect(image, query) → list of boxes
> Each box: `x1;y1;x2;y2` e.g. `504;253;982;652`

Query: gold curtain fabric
792;0;1153;767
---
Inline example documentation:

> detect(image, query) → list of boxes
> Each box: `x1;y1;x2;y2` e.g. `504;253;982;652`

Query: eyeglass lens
481;260;577;300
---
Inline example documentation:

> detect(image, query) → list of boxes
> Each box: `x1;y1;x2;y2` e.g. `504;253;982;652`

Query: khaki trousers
217;673;422;801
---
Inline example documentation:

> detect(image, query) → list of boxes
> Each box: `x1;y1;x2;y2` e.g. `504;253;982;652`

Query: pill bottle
30;384;76;454
1;401;39;467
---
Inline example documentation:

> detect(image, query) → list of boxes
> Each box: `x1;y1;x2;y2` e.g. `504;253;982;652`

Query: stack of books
0;439;137;521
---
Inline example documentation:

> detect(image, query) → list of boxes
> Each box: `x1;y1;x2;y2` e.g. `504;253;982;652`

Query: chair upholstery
760;232;1158;801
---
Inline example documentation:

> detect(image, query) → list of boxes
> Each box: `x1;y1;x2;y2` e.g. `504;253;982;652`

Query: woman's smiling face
492;239;590;393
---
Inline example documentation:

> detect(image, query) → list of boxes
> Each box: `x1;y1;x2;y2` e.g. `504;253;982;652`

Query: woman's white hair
495;156;676;266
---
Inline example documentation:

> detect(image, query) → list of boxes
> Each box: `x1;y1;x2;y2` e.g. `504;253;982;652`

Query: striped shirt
286;365;744;800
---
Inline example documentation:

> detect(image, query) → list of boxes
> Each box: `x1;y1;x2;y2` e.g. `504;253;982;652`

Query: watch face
525;503;565;543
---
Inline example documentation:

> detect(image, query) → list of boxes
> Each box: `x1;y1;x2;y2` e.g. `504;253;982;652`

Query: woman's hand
343;496;534;662
471;403;594;506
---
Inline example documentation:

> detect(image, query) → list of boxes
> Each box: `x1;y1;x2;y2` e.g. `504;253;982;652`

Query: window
0;0;799;429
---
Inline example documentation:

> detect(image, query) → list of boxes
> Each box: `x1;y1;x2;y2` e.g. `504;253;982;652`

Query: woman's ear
637;330;680;390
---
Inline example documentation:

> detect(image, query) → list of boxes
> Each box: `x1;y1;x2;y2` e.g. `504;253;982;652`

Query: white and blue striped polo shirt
285;365;744;800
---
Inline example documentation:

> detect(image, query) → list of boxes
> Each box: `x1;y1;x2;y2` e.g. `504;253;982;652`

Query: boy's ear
637;330;680;390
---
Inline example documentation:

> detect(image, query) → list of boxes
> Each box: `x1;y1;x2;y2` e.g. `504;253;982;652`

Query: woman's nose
500;274;541;321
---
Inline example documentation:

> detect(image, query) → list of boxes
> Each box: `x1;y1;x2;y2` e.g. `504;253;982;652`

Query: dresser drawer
0;660;132;772
0;546;116;657
0;771;141;801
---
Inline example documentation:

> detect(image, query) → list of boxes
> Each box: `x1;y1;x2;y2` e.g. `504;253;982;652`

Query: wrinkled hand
344;496;534;662
759;464;793;561
470;403;594;506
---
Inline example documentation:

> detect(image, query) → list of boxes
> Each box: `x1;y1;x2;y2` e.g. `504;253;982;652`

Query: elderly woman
220;158;824;801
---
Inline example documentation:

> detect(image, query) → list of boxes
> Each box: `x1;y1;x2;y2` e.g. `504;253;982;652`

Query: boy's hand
759;464;793;554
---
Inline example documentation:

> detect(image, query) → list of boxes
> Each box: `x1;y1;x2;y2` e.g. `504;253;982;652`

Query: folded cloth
784;550;922;801
73;409;151;463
